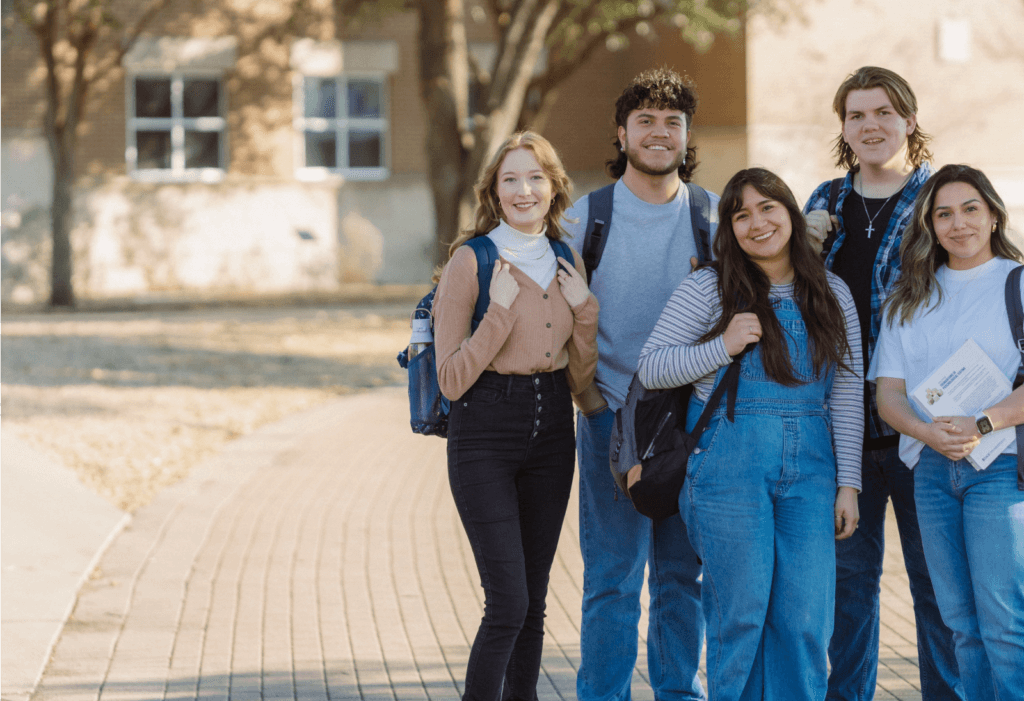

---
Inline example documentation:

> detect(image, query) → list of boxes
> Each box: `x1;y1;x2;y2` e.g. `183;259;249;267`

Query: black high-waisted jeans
447;370;576;701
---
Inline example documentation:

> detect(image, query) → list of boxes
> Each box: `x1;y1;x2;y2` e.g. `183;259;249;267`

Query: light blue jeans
680;297;838;701
913;448;1024;701
577;405;705;701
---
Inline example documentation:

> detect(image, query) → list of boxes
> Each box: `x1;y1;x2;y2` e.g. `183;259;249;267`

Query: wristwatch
975;412;994;436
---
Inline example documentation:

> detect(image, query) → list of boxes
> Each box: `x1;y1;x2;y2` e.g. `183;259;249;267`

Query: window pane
348;130;381;168
305;132;336;167
348;80;381;118
136;130;171;169
304;78;336;119
136;78;171;118
184;79;219;118
185;131;220;168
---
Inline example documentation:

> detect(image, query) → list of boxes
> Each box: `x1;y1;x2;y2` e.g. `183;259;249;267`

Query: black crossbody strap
689;350;746;438
1003;265;1024;490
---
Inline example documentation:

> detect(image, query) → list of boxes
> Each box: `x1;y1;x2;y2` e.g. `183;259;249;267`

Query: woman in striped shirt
637;167;863;700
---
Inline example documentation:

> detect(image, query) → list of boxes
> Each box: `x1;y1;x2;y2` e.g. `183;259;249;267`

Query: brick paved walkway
32;387;924;700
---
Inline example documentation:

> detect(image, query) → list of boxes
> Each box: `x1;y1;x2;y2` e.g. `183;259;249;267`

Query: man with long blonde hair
804;66;962;701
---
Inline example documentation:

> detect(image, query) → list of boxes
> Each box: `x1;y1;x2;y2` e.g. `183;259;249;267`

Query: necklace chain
857;172;910;239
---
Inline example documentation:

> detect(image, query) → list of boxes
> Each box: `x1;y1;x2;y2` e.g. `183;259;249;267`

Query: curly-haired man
562;68;718;701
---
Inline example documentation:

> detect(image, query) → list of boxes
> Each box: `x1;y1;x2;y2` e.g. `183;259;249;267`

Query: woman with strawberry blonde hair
432;131;598;701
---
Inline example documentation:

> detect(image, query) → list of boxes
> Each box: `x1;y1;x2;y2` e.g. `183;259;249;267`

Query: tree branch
33;1;62;150
481;0;559;159
490;0;546;103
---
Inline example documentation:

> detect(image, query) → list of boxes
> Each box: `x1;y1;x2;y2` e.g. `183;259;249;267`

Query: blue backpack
397;235;573;437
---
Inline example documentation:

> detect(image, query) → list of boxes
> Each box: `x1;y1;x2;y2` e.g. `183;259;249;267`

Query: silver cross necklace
857;173;910;238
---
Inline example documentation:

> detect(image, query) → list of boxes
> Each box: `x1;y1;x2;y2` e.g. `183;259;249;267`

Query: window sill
295;167;390;182
129;169;227;183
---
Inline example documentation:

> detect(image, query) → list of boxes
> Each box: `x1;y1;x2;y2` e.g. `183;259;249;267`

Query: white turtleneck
486;219;559;290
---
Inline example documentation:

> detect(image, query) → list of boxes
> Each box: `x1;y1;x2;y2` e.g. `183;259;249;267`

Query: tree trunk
49;145;75;307
418;0;472;267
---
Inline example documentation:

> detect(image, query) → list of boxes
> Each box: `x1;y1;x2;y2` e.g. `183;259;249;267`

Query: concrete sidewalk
2;432;130;701
9;388;926;700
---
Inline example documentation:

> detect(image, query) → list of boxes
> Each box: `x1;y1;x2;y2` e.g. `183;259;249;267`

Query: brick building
3;0;1023;304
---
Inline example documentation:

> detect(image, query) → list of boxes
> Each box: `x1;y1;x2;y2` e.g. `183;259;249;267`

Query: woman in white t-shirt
870;164;1024;701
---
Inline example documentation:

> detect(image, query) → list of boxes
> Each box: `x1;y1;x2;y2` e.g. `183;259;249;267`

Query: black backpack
585;181;726;520
397;235;573;437
610;352;745;520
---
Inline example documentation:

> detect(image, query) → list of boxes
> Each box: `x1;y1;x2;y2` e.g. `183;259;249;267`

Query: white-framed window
126;73;227;181
294;74;389;180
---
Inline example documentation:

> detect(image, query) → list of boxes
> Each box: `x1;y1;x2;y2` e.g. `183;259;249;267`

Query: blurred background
3;0;1024;309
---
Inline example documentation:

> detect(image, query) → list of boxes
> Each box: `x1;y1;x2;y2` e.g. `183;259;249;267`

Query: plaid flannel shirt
803;163;934;443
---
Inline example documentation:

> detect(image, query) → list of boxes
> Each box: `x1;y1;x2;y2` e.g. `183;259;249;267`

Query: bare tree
343;0;763;264
12;0;177;307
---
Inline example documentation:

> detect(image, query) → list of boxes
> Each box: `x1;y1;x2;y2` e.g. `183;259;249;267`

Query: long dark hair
884;164;1023;326
700;168;853;385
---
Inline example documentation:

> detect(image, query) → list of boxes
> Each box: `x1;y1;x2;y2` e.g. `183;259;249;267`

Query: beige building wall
545;26;748;199
2;4;753;303
745;0;1024;230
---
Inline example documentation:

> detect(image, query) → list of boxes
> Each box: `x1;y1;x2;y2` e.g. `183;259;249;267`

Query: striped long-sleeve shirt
637;267;864;490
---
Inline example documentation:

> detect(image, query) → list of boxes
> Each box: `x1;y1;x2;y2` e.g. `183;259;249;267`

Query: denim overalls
681;295;838;701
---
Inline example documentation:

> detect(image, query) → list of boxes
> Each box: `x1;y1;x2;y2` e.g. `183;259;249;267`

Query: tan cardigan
433;241;599;401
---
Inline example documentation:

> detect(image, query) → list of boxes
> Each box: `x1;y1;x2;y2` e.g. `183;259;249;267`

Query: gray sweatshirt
562;178;719;412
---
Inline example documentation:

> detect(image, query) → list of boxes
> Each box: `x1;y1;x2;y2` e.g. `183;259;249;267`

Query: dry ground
1;303;413;511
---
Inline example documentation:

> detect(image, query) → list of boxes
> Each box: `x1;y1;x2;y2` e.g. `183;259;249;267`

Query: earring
550;198;555;205
620;144;625;152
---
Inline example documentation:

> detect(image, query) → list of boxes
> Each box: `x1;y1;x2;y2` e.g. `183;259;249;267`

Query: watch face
977;415;994;435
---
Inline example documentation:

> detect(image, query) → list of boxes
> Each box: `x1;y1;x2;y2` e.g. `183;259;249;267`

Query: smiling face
931;181;996;270
731;184;793;270
617;107;689;177
496;147;553;235
842;87;917;170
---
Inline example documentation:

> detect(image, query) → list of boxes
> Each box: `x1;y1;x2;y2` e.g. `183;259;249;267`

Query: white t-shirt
868;256;1024;468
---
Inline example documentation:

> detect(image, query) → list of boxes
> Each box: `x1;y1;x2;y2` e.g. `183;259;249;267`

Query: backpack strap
686;181;713;264
821;177;844;258
550;238;573;270
464;236;499;332
582;183;615;283
1003;264;1024;490
827;177;842;215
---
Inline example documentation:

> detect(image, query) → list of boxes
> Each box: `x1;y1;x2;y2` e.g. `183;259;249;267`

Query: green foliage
549;0;748;60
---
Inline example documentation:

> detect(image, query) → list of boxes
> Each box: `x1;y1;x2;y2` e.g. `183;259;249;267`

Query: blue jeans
577;405;705;701
680;296;837;701
914;449;1024;701
827;446;962;701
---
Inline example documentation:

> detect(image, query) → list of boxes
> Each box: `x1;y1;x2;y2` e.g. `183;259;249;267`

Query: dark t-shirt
831;187;903;366
830;187;904;451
